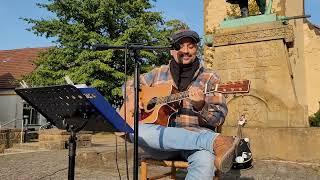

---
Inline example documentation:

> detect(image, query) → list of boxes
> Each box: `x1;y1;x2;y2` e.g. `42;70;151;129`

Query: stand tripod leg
68;131;77;180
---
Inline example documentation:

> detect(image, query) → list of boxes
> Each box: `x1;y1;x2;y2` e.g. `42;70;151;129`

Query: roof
0;47;48;89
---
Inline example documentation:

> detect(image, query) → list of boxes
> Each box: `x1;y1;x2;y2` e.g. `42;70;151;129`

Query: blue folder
78;86;133;133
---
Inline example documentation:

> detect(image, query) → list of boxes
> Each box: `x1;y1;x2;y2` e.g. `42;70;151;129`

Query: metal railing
39;122;53;130
0;119;52;143
0;119;24;143
0;119;22;129
21;123;44;143
0;118;47;144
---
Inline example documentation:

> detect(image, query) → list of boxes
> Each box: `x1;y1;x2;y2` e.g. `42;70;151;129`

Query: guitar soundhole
146;97;157;111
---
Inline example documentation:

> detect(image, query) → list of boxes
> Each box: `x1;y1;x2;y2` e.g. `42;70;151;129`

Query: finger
139;102;144;109
189;88;196;96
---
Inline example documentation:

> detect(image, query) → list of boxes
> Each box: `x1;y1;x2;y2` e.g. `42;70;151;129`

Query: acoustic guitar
119;80;250;129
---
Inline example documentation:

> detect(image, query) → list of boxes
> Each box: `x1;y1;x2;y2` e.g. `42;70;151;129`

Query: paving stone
0;134;319;180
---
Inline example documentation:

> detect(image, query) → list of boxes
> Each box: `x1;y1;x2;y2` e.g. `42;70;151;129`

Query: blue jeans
130;124;219;180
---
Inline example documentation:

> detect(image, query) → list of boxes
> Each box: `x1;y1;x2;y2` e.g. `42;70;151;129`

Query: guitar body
119;80;251;129
119;84;179;129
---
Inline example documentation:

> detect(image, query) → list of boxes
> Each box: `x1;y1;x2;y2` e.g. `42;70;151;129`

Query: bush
309;110;320;127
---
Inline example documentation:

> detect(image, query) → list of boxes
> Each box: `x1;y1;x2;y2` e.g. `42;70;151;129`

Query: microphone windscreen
172;43;181;51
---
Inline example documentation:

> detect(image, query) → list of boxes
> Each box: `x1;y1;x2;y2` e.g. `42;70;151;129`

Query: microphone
167;37;181;51
91;43;173;51
168;34;214;50
171;42;181;51
91;44;124;51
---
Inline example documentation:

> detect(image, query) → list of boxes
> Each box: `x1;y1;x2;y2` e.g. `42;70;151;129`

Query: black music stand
15;85;118;180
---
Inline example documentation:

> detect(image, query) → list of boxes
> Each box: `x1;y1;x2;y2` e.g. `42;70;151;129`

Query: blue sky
0;0;319;50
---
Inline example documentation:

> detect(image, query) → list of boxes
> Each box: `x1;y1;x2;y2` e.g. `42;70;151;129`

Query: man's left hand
188;87;205;111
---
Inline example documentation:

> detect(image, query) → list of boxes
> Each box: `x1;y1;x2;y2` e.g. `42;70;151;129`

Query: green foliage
309;109;320;127
23;0;188;107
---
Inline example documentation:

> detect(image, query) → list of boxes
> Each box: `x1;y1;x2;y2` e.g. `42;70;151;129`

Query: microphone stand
132;48;141;180
93;43;171;180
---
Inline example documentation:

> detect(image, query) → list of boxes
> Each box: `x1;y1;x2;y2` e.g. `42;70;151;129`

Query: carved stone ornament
213;22;294;47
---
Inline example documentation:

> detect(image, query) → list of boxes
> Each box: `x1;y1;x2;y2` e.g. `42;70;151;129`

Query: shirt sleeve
198;73;228;127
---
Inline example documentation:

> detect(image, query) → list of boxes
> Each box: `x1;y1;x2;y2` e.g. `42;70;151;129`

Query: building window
23;103;40;125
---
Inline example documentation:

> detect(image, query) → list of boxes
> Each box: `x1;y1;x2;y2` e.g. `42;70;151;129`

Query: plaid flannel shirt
124;60;228;130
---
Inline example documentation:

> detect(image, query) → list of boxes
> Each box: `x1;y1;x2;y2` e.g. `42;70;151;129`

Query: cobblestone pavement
0;134;320;180
0;149;133;180
1;149;320;180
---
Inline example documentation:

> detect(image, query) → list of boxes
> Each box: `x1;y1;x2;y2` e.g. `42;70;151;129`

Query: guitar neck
155;89;216;105
154;80;250;105
155;91;189;105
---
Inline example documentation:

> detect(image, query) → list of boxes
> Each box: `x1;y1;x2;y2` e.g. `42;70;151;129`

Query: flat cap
171;29;200;44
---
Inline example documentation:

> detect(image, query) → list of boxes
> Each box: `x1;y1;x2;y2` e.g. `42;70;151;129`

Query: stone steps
13;142;41;150
1;133;129;159
76;143;134;170
2;133;124;154
3;148;42;155
3;142;43;154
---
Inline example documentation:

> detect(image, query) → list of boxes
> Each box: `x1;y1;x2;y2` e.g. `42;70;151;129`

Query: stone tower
203;0;320;163
203;0;320;128
205;0;320;116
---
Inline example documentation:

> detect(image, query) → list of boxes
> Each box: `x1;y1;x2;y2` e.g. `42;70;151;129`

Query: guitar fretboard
155;91;189;105
150;80;250;105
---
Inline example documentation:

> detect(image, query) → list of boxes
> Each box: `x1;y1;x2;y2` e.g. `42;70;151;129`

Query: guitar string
147;81;248;109
149;89;208;106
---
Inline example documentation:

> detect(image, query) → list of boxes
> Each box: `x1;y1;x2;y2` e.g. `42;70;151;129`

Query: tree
309;102;320;127
23;0;188;107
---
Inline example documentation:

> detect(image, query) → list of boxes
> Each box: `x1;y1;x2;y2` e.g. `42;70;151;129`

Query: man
123;29;239;180
227;0;266;17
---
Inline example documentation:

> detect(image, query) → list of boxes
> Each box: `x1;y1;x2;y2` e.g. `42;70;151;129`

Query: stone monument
205;0;309;128
226;0;266;17
204;0;320;163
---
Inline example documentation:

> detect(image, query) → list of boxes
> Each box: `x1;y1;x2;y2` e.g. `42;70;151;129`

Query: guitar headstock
215;80;250;94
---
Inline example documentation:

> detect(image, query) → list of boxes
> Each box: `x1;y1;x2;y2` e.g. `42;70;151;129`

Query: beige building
204;0;320;116
304;21;320;114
